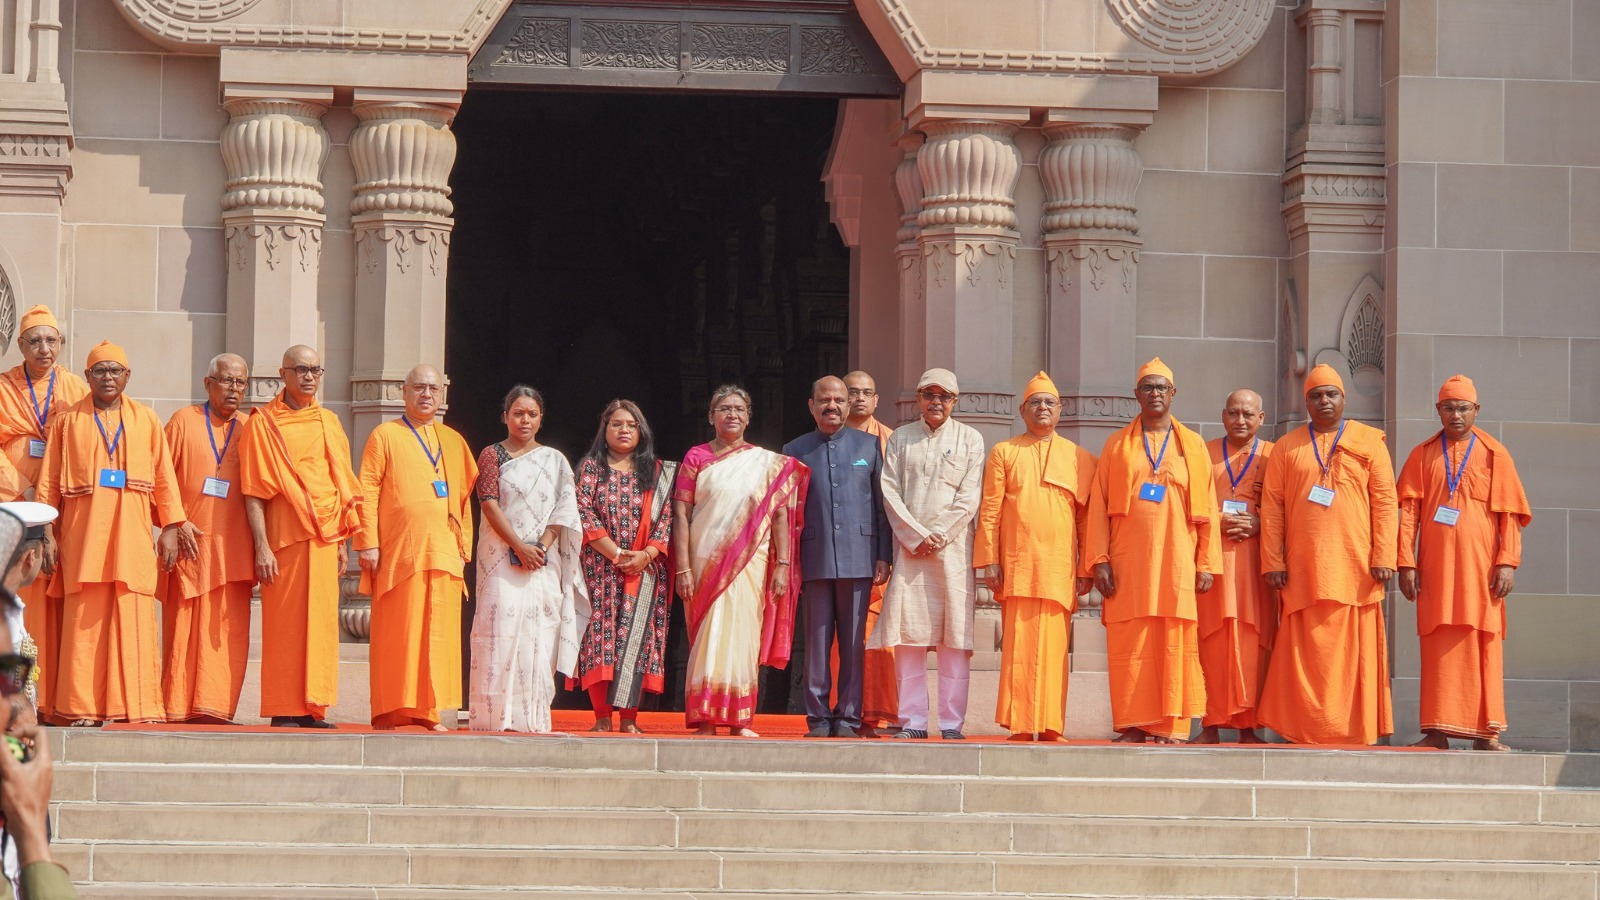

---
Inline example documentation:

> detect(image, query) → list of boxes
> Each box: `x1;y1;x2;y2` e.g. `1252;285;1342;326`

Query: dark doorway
446;89;851;712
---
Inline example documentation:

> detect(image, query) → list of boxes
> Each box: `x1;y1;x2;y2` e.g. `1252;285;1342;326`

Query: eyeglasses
713;405;748;417
846;388;876;398
1023;398;1059;410
207;377;248;389
1438;403;1477;414
89;365;127;379
918;391;956;405
1136;384;1174;395
21;336;59;349
286;365;324;378
0;654;33;696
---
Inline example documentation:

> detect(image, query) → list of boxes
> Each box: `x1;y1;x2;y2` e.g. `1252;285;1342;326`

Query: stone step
49;803;1600;864
54;846;1600;897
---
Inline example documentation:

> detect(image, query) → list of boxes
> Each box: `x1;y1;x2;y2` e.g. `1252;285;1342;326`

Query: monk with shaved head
1193;389;1275;744
240;345;359;728
157;352;259;722
356;364;477;730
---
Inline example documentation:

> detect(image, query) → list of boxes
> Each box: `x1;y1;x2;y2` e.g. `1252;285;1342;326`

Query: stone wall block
349;103;457;218
1039;124;1142;235
915;121;1020;231
220;99;330;214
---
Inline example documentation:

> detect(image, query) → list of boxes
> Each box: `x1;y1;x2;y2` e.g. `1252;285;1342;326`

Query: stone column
892;130;924;425
1039;123;1145;452
220;91;332;404
348;95;458;448
910;119;1021;443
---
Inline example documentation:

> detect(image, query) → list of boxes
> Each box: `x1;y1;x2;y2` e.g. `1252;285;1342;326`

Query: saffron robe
848;415;897;726
239;393;360;720
974;432;1096;735
1201;436;1278;729
356;418;477;728
1086;419;1221;740
157;404;257;721
1397;427;1529;739
0;364;89;712
39;395;185;723
1258;419;1397;745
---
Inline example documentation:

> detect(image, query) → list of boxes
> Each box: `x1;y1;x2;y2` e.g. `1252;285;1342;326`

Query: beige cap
916;367;959;393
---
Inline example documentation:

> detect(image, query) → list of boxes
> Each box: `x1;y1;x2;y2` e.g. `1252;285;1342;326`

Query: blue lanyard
1309;420;1346;479
1224;437;1259;494
1442;433;1476;500
402;415;442;471
203;402;236;470
1142;422;1173;475
24;368;54;435
94;409;124;464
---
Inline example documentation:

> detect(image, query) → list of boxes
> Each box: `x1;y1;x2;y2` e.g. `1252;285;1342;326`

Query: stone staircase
43;728;1600;899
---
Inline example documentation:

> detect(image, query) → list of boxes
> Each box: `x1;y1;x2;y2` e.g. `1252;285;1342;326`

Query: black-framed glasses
207;377;248;389
1136;384;1174;395
89;365;127;379
918;391;956;405
287;365;324;378
0;654;34;695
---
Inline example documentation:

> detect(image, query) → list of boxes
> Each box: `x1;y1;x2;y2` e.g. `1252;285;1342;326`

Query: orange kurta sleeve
0;365;89;496
240;395;359;549
159;406;256;600
972;441;1008;570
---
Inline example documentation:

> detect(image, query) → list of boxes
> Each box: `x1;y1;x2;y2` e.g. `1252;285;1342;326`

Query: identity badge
202;477;231;499
1307;485;1335;507
26;439;44;459
99;468;126;489
1433;505;1461;527
1221;499;1249;516
1139;482;1167;503
433;480;449;498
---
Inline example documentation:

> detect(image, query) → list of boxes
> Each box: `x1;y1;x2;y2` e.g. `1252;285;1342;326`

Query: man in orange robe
356;364;477;730
975;371;1095;742
157;353;257;723
1086;358;1220;743
844;369;898;734
1193;389;1276;744
1398;375;1529;751
0;305;89;714
240;345;359;728
38;340;196;724
1258;363;1397;745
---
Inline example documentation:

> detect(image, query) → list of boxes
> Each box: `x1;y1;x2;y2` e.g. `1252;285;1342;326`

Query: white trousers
893;644;970;732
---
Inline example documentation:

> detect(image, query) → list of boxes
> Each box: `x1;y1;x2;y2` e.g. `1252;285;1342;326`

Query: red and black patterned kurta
575;457;674;707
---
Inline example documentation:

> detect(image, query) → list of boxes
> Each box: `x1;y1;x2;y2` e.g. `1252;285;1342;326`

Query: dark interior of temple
446;88;852;711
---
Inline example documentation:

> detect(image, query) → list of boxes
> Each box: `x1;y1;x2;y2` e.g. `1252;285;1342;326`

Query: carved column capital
894;131;925;246
350;102;458;220
1040;123;1144;238
916;120;1021;232
220;98;331;216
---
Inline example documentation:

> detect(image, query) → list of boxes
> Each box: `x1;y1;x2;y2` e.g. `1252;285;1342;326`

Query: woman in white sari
469;385;589;733
672;385;807;736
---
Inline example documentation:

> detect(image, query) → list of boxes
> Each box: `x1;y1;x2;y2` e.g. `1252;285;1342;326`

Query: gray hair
207;353;247;379
709;384;752;413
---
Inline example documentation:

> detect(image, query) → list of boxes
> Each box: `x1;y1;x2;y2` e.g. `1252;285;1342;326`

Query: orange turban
18;305;57;335
1303;363;1344;396
85;341;128;369
1438;374;1477;404
1023;371;1059;400
1137;357;1174;386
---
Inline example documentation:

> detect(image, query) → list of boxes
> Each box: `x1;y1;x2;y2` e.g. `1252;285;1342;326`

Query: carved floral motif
0;267;15;347
225;223;321;273
1046;245;1139;293
690;24;786;72
1061;395;1139;422
800;26;871;75
355;226;451;277
581;21;679;69
495;17;570;66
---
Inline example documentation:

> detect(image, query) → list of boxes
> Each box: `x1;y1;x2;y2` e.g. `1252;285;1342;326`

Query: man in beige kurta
871;367;985;740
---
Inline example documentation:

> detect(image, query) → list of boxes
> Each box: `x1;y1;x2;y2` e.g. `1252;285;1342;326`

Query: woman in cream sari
672;385;807;736
469;385;589;733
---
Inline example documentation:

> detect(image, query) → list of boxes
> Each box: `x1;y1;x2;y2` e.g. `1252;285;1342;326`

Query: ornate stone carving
355;226;450;277
581;21;679;69
0;267;15;347
1047;245;1140;294
247;375;283;405
1061;394;1139;423
916;122;1021;231
1040;125;1143;235
1345;293;1382;374
349;103;457;218
113;0;509;53
952;390;1016;426
894;133;924;245
226;222;321;272
339;574;370;643
690;24;787;72
0;136;67;159
495;17;570;67
923;240;1016;288
800;26;871;75
350;378;406;403
220;99;329;214
860;0;1273;77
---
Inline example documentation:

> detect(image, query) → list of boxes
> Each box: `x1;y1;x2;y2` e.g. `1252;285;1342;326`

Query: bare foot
1152;735;1180;745
1473;737;1511;752
1040;730;1069;743
430;724;450;732
693;724;717;736
619;720;645;734
1238;728;1266;744
1189;726;1221;745
1114;728;1148;743
1409;730;1451;749
732;726;760;738
589;718;613;733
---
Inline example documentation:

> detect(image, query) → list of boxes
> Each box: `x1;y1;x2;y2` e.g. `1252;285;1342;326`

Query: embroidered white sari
469;446;588;733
